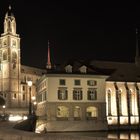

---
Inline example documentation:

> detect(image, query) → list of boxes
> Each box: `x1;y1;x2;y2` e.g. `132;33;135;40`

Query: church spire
135;28;140;66
4;5;16;35
46;40;52;69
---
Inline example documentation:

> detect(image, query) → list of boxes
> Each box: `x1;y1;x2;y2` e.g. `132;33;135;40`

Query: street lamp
2;105;6;116
27;80;32;116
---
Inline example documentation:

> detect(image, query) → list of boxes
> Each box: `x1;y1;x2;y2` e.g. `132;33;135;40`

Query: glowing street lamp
2;105;6;116
27;80;32;116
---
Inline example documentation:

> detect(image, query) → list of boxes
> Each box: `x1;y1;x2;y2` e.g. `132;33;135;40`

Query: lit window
128;90;132;115
87;88;97;100
3;51;7;60
79;65;87;73
74;106;81;120
74;80;80;86
107;89;111;116
65;65;72;73
118;89;122;115
57;106;69;120
73;88;82;100
58;88;68;100
59;79;66;85
87;80;97;86
86;106;98;119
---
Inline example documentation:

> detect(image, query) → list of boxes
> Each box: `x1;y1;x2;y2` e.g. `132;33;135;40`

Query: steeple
4;5;16;35
46;40;52;69
135;28;140;66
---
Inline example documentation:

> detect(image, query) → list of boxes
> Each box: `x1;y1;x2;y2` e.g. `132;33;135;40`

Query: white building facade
36;73;108;131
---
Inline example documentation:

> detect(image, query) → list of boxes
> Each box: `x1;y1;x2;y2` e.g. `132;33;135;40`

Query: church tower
0;6;21;108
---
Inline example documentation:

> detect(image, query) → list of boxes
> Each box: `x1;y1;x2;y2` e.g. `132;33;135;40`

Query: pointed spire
9;5;11;10
135;28;140;66
46;40;52;69
136;28;139;57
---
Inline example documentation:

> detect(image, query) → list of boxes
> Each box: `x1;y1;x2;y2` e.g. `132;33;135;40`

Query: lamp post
27;80;32;116
2;105;6;116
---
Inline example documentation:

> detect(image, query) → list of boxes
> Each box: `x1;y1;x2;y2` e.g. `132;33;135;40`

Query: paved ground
0;121;139;140
0;121;108;140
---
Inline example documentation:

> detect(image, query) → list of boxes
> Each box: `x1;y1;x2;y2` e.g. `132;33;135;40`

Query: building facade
0;7;45;115
36;70;108;131
0;7;140;131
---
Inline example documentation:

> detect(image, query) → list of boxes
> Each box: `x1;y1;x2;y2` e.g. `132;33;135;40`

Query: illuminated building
0;6;140;131
36;60;111;131
0;6;45;115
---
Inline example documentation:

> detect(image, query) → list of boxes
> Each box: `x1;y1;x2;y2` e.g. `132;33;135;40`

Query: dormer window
79;65;87;73
65;65;72;73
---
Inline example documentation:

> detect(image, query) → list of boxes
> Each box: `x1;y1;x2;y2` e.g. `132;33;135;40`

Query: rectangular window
74;80;80;86
87;88;97;100
87;80;97;86
14;93;16;99
58;88;68;100
22;86;25;91
42;91;47;101
59;79;66;85
73;88;82;100
23;94;25;101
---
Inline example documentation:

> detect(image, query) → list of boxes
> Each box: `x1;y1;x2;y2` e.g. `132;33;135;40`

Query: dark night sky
0;1;138;68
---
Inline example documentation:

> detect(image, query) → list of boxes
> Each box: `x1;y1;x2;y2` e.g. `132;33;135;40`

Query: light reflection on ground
45;131;140;140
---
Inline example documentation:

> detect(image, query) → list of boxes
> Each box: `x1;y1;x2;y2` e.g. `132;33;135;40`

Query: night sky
0;1;138;68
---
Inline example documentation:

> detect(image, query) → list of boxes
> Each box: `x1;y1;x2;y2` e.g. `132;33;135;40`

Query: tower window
3;51;7;60
23;94;25;101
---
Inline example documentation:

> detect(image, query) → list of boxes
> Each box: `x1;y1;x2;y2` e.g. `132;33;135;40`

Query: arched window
74;106;81;120
129;90;132;115
86;106;98;120
12;51;17;62
118;89;122;115
107;89;111;116
3;51;7;60
57;106;69;120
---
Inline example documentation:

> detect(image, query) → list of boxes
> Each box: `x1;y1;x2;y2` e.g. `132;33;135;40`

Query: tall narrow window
73;88;82;100
23;94;25;101
3;51;7;60
58;88;68;100
74;106;81;120
107;89;111;116
129;90;132;115
118;90;122;115
87;88;97;100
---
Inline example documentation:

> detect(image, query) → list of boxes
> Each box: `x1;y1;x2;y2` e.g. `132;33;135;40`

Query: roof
46;59;115;76
21;65;46;76
90;60;140;82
